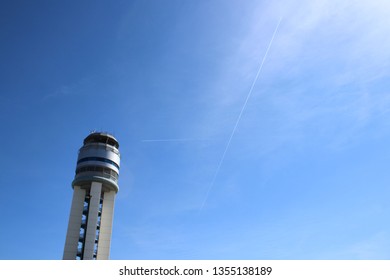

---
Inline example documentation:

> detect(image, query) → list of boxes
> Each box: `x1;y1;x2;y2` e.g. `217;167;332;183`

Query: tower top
72;131;120;193
84;132;119;149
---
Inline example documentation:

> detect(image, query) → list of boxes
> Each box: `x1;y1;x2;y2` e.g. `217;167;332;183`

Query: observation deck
72;132;120;192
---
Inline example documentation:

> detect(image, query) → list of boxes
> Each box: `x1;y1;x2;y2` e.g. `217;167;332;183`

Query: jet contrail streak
142;138;197;142
200;17;283;211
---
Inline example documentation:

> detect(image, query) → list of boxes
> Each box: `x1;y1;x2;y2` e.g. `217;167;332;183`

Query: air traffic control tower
63;132;120;260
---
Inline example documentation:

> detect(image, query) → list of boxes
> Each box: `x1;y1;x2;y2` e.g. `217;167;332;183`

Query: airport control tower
63;132;120;260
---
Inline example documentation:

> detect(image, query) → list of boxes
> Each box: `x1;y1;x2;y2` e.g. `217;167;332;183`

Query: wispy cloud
326;231;390;259
171;0;390;214
42;77;93;101
207;0;390;151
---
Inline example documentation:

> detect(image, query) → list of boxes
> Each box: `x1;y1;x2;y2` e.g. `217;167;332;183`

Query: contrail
199;17;283;211
141;138;204;143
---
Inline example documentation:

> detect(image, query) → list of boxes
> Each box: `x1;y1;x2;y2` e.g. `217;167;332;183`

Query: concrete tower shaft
63;132;120;260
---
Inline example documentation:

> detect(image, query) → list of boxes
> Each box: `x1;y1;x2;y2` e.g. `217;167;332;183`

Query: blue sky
1;0;390;259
